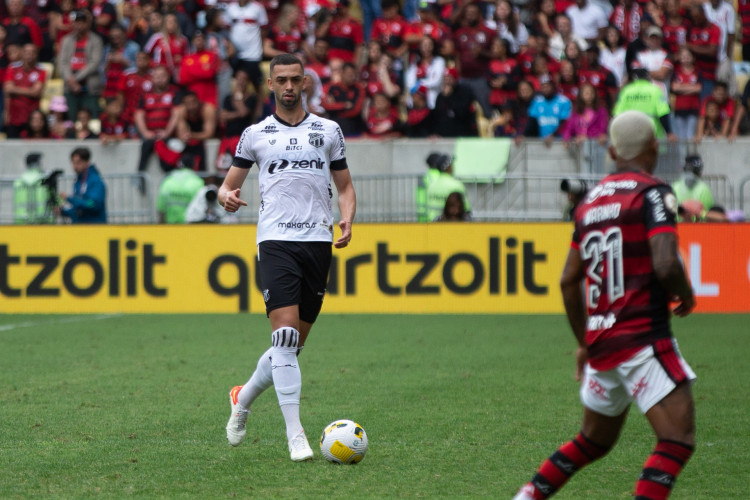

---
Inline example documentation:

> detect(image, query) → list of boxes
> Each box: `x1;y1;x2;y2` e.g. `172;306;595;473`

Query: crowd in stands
4;0;750;172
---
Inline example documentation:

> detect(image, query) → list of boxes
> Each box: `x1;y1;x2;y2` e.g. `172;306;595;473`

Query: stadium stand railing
0;140;740;224
0;173;154;225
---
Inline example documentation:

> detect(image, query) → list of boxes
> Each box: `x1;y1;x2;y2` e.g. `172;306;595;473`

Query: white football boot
288;430;314;462
226;386;249;447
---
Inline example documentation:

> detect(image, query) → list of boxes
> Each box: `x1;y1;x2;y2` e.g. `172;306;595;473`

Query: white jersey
224;1;268;61
234;113;347;244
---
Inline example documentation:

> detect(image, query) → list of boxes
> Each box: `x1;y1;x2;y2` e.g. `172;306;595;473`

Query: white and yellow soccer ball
319;420;368;464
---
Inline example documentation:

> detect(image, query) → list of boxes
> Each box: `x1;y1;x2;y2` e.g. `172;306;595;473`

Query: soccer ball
319;420;368;464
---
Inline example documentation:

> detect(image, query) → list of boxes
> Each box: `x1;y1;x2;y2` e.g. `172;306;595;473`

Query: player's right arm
560;246;588;380
218;166;250;212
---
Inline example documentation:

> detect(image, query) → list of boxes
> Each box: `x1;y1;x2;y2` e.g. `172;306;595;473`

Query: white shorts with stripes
580;339;696;417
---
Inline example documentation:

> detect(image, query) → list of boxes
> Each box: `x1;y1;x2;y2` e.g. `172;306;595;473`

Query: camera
560;179;588;196
205;186;218;203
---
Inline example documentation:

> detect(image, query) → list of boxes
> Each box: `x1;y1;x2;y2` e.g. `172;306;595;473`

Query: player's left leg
629;339;696;499
635;382;695;500
269;306;314;461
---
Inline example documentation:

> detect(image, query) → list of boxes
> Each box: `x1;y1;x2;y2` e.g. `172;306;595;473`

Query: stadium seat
40;78;64;114
39;62;55;80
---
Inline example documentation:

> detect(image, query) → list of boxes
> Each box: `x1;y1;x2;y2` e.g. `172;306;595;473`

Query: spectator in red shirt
671;47;702;142
145;12;189;76
609;0;642;44
99;98;129;145
739;0;750;62
322;61;365;136
662;0;689;56
4;43;46;138
452;2;495;117
134;65;181;174
365;91;401;138
698;80;734;135
558;58;579;101
263;2;309;59
403;85;435;137
405;1;451;56
488;37;520;110
57;9;104;121
360;40;402;100
316;0;363;65
579;44;618;108
306;38;332;84
687;4;720;100
49;0;75;55
2;0;43;52
179;30;221;107
370;0;410;60
90;0;117;41
119;50;153;135
103;24;139;101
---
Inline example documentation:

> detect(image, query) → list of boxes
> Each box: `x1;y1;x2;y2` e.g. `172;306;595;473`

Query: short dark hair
71;147;91;162
269;53;304;75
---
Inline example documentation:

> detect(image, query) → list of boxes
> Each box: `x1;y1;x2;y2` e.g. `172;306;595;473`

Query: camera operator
13;153;59;224
58;147;108;224
185;175;236;224
561;178;589;221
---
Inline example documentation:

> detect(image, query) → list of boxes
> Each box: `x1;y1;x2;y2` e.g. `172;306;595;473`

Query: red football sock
525;432;610;498
634;440;694;499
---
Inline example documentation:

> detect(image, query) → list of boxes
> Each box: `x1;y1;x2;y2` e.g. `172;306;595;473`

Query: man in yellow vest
13;153;56;224
425;154;471;222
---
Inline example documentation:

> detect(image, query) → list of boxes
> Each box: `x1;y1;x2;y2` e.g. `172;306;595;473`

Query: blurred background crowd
3;0;750;172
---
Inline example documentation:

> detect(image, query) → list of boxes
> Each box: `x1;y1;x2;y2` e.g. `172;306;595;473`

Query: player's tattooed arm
650;232;695;316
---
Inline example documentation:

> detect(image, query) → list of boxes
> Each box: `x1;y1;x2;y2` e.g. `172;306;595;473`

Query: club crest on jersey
269;139;276;145
309;133;325;148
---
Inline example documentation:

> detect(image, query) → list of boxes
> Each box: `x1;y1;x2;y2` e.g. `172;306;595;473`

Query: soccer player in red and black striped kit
514;110;696;500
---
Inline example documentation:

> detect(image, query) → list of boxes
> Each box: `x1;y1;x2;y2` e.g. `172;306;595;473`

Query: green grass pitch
0;313;747;498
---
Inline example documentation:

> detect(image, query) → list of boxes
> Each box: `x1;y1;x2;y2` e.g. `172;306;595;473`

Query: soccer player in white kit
218;53;356;461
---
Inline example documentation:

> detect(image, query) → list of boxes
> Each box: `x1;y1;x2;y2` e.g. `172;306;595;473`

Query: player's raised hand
223;188;247;213
334;220;352;248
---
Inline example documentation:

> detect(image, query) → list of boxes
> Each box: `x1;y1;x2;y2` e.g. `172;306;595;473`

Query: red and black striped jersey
571;170;678;370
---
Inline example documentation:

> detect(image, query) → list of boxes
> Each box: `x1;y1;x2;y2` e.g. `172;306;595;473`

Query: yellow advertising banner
0;224;571;314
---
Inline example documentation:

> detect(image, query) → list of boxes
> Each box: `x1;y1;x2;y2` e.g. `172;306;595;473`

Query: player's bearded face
271;65;305;110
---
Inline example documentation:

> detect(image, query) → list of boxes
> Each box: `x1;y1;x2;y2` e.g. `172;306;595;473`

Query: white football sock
237;347;273;409
271;327;304;440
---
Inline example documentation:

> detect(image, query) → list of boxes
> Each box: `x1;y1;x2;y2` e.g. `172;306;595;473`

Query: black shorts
257;240;332;323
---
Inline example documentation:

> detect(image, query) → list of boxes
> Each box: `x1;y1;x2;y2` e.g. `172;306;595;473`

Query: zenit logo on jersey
268;158;325;174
